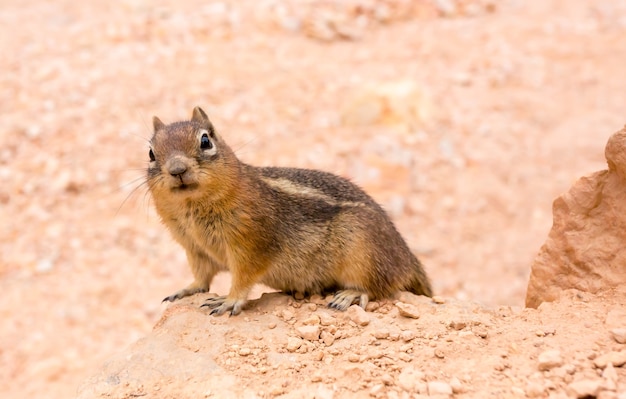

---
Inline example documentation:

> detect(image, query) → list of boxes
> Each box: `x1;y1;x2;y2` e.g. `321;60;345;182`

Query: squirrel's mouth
171;183;199;192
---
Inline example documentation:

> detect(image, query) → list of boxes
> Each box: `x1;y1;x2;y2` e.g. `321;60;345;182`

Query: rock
537;349;564;371
400;330;415;342
526;128;626;308
450;320;467;330
593;350;626;368
449;377;465;394
432;296;446;304
346;304;370;326
320;331;335;346
567;379;602;398
395;302;420;319
372;329;390;340
610;328;626;344
318;312;336;326
286;337;303;352
428;381;453;396
397;367;424;391
302;315;320;325
281;309;295;321
296;325;321;341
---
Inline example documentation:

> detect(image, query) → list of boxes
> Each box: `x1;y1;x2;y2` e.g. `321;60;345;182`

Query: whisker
231;137;258;156
116;179;149;216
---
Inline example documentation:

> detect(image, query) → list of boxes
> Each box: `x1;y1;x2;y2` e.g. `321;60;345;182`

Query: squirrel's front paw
163;285;207;303
201;296;245;316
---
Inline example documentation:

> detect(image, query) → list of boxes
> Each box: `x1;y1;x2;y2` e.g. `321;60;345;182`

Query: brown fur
147;107;432;315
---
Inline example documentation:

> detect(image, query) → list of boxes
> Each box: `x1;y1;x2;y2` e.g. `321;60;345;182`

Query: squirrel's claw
328;290;369;311
202;296;245;316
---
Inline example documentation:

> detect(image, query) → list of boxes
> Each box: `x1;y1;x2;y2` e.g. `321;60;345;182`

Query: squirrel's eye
200;133;213;150
149;149;156;162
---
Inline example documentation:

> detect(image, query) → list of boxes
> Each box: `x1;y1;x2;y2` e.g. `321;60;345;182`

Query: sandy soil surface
1;0;625;398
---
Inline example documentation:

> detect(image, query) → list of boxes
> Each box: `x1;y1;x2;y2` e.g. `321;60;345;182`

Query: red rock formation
526;127;626;308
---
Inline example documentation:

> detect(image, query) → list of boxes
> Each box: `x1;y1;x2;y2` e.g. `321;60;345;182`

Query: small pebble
309;294;326;305
238;347;251;356
302;315;320;325
318;312;336;326
474;327;488;339
395;302;420;319
593;350;626;368
281;309;295;321
398;352;412;362
346;304;370;326
268;322;277;329
450;377;464;393
610;328;626;344
567;379;602;398
286;337;303;352
296;325;321;341
397;367;423;391
294;292;305;300
450;320;467;330
434;348;445;359
348;353;360;363
432;296;446;304
372;329;390;339
400;330;415;342
537;349;563;371
365;301;380;312
321;331;335;346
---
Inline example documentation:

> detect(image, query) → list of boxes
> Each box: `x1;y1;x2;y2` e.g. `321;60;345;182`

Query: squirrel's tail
406;257;433;297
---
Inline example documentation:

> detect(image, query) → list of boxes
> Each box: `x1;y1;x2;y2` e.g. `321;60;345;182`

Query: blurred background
1;0;625;397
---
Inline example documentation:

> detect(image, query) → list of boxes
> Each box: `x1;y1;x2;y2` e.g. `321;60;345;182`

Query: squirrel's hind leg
328;290;369;311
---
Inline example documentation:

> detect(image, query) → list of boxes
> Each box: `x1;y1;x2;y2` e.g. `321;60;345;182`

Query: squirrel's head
147;107;238;202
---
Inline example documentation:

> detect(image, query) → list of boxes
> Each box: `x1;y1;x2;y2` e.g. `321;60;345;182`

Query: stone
593;350;626;368
346;304;370;326
395;302;420;319
318;312;336;326
449;377;465;394
320;331;335;346
286;337;303;352
397;367;424;391
432;296;446;304
372;329;390;340
537;350;564;371
526;128;626;308
567;379;602;398
296;325;321;341
611;328;626;344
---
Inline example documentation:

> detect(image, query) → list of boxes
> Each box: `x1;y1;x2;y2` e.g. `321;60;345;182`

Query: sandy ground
1;0;625;397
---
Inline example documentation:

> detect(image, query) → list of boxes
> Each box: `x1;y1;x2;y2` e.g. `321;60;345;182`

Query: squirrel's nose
168;162;187;177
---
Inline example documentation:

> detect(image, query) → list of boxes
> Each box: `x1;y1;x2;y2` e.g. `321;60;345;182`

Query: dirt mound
77;291;626;398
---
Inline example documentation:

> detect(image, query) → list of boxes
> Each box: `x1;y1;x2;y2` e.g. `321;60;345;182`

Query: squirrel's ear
153;116;165;132
191;106;209;124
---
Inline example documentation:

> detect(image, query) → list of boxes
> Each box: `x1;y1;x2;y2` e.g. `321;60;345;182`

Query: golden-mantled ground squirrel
148;107;432;315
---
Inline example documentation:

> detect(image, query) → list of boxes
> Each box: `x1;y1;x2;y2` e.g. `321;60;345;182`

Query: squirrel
148;106;432;316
